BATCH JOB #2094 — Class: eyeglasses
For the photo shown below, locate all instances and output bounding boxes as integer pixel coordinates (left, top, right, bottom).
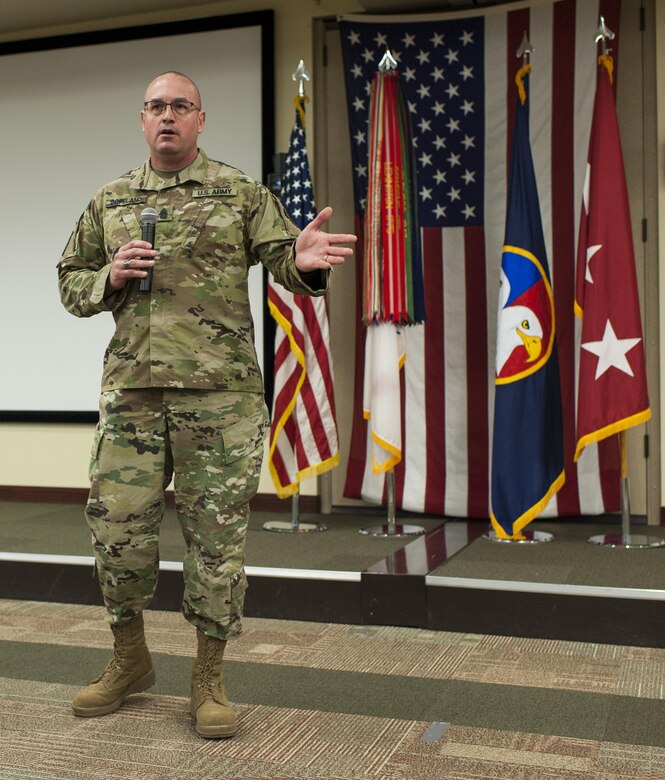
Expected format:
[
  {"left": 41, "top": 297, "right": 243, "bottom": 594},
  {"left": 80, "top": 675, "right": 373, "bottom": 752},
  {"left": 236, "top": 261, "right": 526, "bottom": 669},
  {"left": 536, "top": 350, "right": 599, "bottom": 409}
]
[{"left": 143, "top": 99, "right": 201, "bottom": 116}]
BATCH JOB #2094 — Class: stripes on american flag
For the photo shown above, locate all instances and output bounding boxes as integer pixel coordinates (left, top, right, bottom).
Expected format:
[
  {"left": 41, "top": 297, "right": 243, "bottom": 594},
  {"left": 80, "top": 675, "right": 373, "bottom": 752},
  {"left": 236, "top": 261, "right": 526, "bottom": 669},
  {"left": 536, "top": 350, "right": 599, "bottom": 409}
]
[
  {"left": 341, "top": 0, "right": 622, "bottom": 517},
  {"left": 267, "top": 97, "right": 339, "bottom": 498}
]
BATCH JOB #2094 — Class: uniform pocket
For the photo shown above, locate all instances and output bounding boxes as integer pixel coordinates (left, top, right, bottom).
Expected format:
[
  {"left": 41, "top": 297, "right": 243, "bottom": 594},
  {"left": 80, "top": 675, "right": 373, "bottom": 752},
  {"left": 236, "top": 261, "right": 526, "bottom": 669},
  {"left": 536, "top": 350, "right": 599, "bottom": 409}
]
[
  {"left": 220, "top": 402, "right": 269, "bottom": 465},
  {"left": 207, "top": 570, "right": 248, "bottom": 636},
  {"left": 214, "top": 398, "right": 269, "bottom": 508}
]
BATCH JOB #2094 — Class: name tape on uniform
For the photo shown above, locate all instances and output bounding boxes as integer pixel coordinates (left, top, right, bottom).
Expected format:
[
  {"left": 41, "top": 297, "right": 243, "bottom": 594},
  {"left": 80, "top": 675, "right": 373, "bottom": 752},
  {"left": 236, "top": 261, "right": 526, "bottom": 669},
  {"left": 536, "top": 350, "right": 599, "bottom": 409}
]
[{"left": 106, "top": 196, "right": 148, "bottom": 208}]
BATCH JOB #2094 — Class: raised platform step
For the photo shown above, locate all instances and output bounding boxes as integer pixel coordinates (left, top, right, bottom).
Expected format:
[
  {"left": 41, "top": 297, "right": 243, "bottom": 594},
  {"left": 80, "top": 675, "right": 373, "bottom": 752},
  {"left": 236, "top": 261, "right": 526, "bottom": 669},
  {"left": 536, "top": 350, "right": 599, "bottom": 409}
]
[{"left": 3, "top": 517, "right": 665, "bottom": 648}]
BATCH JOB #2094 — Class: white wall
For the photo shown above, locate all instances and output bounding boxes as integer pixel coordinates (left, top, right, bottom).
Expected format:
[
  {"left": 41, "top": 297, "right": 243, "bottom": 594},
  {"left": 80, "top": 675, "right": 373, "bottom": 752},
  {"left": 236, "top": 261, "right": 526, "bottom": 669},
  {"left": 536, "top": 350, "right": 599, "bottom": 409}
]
[
  {"left": 0, "top": 0, "right": 364, "bottom": 495},
  {"left": 0, "top": 22, "right": 264, "bottom": 414}
]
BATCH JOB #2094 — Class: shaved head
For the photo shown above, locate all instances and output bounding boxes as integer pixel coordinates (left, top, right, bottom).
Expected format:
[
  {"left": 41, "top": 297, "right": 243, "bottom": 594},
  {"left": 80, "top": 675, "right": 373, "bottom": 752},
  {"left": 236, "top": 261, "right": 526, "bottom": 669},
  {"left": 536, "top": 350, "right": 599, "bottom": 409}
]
[{"left": 145, "top": 71, "right": 202, "bottom": 107}]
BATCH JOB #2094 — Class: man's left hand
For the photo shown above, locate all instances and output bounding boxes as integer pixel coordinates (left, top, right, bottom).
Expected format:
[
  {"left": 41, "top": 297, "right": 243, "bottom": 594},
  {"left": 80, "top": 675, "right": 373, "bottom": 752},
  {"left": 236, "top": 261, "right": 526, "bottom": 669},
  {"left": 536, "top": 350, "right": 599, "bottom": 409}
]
[{"left": 294, "top": 207, "right": 357, "bottom": 273}]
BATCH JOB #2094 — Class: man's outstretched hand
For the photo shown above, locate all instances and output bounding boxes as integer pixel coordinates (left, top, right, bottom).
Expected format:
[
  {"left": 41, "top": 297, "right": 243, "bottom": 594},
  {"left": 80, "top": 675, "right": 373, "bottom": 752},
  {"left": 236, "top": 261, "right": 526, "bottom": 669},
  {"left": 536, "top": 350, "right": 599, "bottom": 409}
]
[{"left": 294, "top": 207, "right": 357, "bottom": 273}]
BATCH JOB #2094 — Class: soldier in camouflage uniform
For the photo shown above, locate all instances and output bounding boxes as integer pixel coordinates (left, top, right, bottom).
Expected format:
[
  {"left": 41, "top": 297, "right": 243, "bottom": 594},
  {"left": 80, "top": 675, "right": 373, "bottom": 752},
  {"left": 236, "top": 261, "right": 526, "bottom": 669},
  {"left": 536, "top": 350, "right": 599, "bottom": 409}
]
[{"left": 57, "top": 71, "right": 355, "bottom": 738}]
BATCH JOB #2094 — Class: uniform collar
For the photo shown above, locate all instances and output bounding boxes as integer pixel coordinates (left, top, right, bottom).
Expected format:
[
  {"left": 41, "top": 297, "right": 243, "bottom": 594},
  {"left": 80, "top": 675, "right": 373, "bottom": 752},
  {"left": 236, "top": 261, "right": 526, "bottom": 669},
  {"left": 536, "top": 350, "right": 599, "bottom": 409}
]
[{"left": 130, "top": 149, "right": 209, "bottom": 191}]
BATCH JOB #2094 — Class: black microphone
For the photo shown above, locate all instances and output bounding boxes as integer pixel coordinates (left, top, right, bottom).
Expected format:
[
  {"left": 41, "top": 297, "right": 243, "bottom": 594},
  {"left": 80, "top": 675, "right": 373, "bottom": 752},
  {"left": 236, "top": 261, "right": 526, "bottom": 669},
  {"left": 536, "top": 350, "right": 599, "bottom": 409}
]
[{"left": 139, "top": 207, "right": 159, "bottom": 293}]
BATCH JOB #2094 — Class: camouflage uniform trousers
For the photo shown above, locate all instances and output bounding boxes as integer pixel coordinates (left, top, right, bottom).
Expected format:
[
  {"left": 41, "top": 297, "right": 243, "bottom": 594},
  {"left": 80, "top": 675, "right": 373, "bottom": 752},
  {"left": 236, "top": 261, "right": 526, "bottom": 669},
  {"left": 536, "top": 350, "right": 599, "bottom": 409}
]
[{"left": 85, "top": 387, "right": 269, "bottom": 640}]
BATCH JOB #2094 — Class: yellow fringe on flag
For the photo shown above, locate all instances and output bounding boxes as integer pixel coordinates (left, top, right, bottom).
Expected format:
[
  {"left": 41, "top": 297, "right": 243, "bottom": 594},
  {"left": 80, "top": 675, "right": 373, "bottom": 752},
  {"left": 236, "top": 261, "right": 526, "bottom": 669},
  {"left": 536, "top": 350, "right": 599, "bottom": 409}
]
[
  {"left": 267, "top": 296, "right": 340, "bottom": 498},
  {"left": 574, "top": 408, "right": 650, "bottom": 463},
  {"left": 515, "top": 63, "right": 532, "bottom": 106},
  {"left": 293, "top": 94, "right": 309, "bottom": 128},
  {"left": 490, "top": 469, "right": 565, "bottom": 540},
  {"left": 598, "top": 54, "right": 613, "bottom": 84}
]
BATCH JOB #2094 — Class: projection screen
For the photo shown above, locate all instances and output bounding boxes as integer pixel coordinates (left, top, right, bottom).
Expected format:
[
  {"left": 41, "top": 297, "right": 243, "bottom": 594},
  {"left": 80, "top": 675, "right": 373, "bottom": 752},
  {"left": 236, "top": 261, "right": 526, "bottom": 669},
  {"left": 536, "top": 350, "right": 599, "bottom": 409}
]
[{"left": 0, "top": 12, "right": 273, "bottom": 421}]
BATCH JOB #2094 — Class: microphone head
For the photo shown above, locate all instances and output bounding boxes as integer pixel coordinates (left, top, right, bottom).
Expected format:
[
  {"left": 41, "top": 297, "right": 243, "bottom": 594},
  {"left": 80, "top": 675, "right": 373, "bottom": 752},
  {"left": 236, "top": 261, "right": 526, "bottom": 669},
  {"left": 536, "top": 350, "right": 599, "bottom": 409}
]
[{"left": 140, "top": 207, "right": 159, "bottom": 225}]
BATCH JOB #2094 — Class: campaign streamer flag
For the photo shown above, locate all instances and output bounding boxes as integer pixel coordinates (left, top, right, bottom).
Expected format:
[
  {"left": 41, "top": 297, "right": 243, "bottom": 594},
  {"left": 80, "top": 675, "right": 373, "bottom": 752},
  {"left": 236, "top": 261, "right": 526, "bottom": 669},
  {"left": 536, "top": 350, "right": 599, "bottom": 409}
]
[
  {"left": 491, "top": 65, "right": 564, "bottom": 539},
  {"left": 267, "top": 96, "right": 339, "bottom": 498},
  {"left": 574, "top": 53, "right": 650, "bottom": 460},
  {"left": 361, "top": 63, "right": 425, "bottom": 494},
  {"left": 340, "top": 1, "right": 624, "bottom": 518},
  {"left": 364, "top": 66, "right": 424, "bottom": 325}
]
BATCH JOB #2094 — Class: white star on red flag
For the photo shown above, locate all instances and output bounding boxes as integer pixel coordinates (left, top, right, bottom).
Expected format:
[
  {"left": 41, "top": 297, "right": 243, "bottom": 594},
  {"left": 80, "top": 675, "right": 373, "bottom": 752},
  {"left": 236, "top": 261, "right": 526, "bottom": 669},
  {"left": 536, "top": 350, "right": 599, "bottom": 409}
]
[{"left": 581, "top": 319, "right": 642, "bottom": 379}]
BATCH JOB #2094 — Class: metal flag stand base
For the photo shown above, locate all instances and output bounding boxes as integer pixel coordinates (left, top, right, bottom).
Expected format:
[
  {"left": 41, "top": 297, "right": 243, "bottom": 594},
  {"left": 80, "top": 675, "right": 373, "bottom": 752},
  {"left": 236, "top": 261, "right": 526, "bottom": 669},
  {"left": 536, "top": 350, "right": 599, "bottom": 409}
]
[
  {"left": 359, "top": 470, "right": 425, "bottom": 538},
  {"left": 588, "top": 532, "right": 665, "bottom": 549},
  {"left": 588, "top": 440, "right": 664, "bottom": 549},
  {"left": 263, "top": 490, "right": 327, "bottom": 534},
  {"left": 484, "top": 529, "right": 554, "bottom": 544}
]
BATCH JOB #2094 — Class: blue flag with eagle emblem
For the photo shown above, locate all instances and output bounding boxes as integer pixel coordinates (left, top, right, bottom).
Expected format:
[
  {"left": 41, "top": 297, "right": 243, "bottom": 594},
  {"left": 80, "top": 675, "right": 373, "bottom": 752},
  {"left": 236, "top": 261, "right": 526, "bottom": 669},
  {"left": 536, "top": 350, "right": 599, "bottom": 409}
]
[{"left": 490, "top": 67, "right": 564, "bottom": 539}]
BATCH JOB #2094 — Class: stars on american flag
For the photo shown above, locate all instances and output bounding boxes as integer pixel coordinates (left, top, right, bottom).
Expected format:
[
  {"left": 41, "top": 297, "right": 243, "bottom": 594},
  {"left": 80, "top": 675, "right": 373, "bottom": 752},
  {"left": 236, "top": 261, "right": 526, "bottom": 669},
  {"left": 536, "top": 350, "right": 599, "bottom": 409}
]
[
  {"left": 341, "top": 18, "right": 484, "bottom": 227},
  {"left": 282, "top": 108, "right": 316, "bottom": 228}
]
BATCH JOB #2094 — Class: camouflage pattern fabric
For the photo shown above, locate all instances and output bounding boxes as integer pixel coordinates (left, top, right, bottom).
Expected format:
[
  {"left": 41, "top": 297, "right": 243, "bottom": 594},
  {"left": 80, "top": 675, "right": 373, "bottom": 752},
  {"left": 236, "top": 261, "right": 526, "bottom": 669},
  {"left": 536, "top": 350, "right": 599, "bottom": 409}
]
[
  {"left": 58, "top": 150, "right": 324, "bottom": 636},
  {"left": 57, "top": 150, "right": 328, "bottom": 394},
  {"left": 86, "top": 388, "right": 269, "bottom": 639}
]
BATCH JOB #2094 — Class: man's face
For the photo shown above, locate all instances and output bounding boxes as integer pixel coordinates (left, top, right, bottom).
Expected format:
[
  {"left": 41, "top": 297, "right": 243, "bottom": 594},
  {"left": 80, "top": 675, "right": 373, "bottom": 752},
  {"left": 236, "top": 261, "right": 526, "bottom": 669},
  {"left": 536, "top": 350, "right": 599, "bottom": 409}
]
[{"left": 141, "top": 74, "right": 205, "bottom": 169}]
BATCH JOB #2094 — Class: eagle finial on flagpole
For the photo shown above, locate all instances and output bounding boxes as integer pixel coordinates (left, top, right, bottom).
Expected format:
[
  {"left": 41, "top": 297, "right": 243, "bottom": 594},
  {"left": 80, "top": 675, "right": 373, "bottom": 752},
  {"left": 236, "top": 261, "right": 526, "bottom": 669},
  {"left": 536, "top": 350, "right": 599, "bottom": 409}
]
[
  {"left": 378, "top": 48, "right": 398, "bottom": 73},
  {"left": 291, "top": 59, "right": 311, "bottom": 97},
  {"left": 595, "top": 16, "right": 615, "bottom": 56},
  {"left": 516, "top": 32, "right": 534, "bottom": 66}
]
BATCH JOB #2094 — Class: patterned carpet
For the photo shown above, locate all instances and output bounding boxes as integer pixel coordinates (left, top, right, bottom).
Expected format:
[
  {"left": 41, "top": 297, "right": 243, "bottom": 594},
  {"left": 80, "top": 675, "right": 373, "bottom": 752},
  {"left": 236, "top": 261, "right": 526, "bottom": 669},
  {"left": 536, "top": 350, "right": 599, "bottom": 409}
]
[{"left": 3, "top": 599, "right": 665, "bottom": 779}]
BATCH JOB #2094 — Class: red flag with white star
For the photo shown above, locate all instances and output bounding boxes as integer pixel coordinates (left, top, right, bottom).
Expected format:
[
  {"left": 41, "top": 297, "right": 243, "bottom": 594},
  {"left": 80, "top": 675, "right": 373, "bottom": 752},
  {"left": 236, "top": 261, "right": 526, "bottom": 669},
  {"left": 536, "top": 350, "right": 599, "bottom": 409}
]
[{"left": 574, "top": 54, "right": 650, "bottom": 461}]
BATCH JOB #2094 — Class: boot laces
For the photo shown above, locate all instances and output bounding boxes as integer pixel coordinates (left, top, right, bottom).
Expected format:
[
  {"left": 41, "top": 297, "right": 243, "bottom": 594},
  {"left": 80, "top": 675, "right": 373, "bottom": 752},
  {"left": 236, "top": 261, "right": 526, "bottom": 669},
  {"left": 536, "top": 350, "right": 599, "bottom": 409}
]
[
  {"left": 201, "top": 643, "right": 216, "bottom": 677},
  {"left": 196, "top": 641, "right": 225, "bottom": 703},
  {"left": 94, "top": 646, "right": 127, "bottom": 684}
]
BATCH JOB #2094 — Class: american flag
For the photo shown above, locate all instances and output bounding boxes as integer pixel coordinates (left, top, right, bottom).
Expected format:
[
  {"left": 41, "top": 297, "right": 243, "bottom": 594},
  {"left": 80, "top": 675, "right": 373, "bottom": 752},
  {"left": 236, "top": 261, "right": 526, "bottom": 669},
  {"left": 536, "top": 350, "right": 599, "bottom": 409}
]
[
  {"left": 341, "top": 0, "right": 623, "bottom": 517},
  {"left": 345, "top": 19, "right": 485, "bottom": 228},
  {"left": 267, "top": 97, "right": 340, "bottom": 498}
]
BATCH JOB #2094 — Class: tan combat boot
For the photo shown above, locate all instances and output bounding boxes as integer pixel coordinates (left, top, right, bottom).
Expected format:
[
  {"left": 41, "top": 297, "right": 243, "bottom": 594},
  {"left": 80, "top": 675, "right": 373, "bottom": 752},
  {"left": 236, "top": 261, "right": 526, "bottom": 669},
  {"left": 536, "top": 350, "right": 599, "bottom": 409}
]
[
  {"left": 190, "top": 630, "right": 237, "bottom": 738},
  {"left": 72, "top": 613, "right": 155, "bottom": 717}
]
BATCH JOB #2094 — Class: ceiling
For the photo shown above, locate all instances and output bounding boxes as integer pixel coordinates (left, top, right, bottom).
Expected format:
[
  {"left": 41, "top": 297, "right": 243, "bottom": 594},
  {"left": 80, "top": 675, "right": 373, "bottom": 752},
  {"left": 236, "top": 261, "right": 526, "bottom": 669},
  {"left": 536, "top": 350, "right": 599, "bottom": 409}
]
[
  {"left": 0, "top": 0, "right": 227, "bottom": 37},
  {"left": 359, "top": 0, "right": 507, "bottom": 10},
  {"left": 0, "top": 0, "right": 510, "bottom": 39}
]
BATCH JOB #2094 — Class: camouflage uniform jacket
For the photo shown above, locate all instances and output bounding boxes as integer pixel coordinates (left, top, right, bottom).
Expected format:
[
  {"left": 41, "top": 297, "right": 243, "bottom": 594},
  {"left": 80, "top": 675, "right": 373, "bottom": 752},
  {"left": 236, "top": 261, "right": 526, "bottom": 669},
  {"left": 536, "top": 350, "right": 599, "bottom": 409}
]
[{"left": 57, "top": 149, "right": 328, "bottom": 393}]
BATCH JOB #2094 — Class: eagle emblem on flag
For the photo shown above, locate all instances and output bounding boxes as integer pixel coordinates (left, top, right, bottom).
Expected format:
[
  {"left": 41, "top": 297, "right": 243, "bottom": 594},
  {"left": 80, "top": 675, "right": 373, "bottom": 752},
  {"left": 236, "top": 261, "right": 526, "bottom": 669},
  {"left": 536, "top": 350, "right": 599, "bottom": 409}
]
[{"left": 496, "top": 245, "right": 554, "bottom": 383}]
